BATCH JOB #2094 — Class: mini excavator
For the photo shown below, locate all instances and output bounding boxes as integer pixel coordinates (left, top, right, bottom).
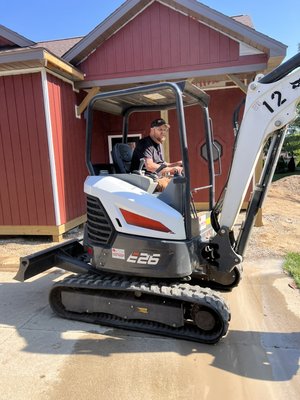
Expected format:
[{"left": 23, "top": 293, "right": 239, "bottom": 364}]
[{"left": 15, "top": 52, "right": 300, "bottom": 344}]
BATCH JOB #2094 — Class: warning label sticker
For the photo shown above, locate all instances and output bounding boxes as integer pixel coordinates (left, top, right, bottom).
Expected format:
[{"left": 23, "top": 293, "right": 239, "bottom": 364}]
[{"left": 112, "top": 248, "right": 125, "bottom": 260}]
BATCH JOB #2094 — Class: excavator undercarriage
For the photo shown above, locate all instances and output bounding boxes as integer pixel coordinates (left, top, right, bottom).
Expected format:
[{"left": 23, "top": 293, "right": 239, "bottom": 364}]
[
  {"left": 49, "top": 272, "right": 230, "bottom": 344},
  {"left": 15, "top": 236, "right": 232, "bottom": 343}
]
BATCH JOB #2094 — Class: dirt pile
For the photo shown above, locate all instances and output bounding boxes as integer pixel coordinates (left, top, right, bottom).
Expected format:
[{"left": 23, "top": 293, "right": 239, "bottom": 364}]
[{"left": 245, "top": 175, "right": 300, "bottom": 260}]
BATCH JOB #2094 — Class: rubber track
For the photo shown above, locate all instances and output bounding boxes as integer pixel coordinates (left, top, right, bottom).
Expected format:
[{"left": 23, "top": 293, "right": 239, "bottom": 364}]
[{"left": 49, "top": 273, "right": 231, "bottom": 344}]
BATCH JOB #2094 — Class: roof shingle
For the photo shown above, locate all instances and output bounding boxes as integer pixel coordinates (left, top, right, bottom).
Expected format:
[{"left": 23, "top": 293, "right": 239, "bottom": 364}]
[{"left": 33, "top": 37, "right": 83, "bottom": 57}]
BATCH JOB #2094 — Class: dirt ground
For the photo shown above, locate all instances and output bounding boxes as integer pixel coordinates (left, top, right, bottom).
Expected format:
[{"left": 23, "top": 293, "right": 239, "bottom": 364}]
[
  {"left": 0, "top": 175, "right": 299, "bottom": 265},
  {"left": 244, "top": 175, "right": 300, "bottom": 260}
]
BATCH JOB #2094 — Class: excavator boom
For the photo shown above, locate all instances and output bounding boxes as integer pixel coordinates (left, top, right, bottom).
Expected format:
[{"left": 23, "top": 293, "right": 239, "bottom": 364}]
[{"left": 220, "top": 53, "right": 300, "bottom": 230}]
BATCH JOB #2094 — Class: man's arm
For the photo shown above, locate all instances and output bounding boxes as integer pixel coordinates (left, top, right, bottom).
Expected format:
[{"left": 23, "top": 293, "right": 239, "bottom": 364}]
[
  {"left": 144, "top": 158, "right": 183, "bottom": 175},
  {"left": 168, "top": 161, "right": 183, "bottom": 168}
]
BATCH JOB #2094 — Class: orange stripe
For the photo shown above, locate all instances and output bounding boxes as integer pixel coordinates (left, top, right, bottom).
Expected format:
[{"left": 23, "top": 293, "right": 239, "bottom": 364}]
[{"left": 120, "top": 209, "right": 173, "bottom": 233}]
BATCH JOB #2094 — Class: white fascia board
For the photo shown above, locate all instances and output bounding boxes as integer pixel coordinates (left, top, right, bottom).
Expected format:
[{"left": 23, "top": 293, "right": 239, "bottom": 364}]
[
  {"left": 0, "top": 68, "right": 43, "bottom": 76},
  {"left": 240, "top": 43, "right": 263, "bottom": 56},
  {"left": 76, "top": 62, "right": 267, "bottom": 89},
  {"left": 41, "top": 69, "right": 61, "bottom": 226}
]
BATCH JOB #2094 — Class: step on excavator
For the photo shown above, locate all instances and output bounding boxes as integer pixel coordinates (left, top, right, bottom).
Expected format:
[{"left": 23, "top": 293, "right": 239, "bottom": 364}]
[{"left": 15, "top": 53, "right": 300, "bottom": 344}]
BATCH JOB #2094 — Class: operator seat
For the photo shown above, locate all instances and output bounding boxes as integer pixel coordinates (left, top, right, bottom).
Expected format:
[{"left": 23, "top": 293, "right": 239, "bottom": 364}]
[
  {"left": 111, "top": 143, "right": 133, "bottom": 173},
  {"left": 111, "top": 142, "right": 157, "bottom": 194}
]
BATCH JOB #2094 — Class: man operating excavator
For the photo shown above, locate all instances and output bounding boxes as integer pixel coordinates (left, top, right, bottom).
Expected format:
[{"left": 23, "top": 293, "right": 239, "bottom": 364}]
[{"left": 130, "top": 118, "right": 183, "bottom": 191}]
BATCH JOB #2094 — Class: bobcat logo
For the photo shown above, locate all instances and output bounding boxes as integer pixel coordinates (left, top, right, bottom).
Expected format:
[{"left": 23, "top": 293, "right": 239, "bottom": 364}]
[{"left": 290, "top": 78, "right": 300, "bottom": 89}]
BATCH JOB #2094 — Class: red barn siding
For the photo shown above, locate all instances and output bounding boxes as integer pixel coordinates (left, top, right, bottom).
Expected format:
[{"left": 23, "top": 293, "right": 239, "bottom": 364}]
[
  {"left": 0, "top": 73, "right": 56, "bottom": 226},
  {"left": 90, "top": 89, "right": 245, "bottom": 204},
  {"left": 90, "top": 111, "right": 114, "bottom": 164},
  {"left": 91, "top": 110, "right": 159, "bottom": 165},
  {"left": 90, "top": 89, "right": 245, "bottom": 202},
  {"left": 81, "top": 2, "right": 241, "bottom": 81},
  {"left": 166, "top": 88, "right": 245, "bottom": 202},
  {"left": 47, "top": 73, "right": 87, "bottom": 224}
]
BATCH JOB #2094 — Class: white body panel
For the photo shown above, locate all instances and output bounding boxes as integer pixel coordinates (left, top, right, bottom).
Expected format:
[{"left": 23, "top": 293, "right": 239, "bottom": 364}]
[
  {"left": 220, "top": 70, "right": 300, "bottom": 229},
  {"left": 84, "top": 176, "right": 186, "bottom": 240}
]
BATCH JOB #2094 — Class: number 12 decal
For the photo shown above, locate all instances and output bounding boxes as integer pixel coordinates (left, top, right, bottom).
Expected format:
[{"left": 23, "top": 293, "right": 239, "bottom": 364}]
[{"left": 262, "top": 90, "right": 287, "bottom": 113}]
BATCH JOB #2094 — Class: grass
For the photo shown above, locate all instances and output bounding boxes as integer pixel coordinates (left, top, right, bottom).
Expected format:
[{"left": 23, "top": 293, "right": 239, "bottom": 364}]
[{"left": 283, "top": 253, "right": 300, "bottom": 288}]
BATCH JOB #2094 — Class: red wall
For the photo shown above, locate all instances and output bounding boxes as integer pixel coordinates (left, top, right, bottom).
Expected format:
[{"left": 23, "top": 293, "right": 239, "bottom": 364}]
[
  {"left": 188, "top": 88, "right": 245, "bottom": 202},
  {"left": 80, "top": 1, "right": 263, "bottom": 82},
  {"left": 167, "top": 88, "right": 245, "bottom": 202},
  {"left": 91, "top": 110, "right": 160, "bottom": 165},
  {"left": 47, "top": 74, "right": 87, "bottom": 224},
  {"left": 0, "top": 73, "right": 56, "bottom": 226},
  {"left": 0, "top": 74, "right": 247, "bottom": 230}
]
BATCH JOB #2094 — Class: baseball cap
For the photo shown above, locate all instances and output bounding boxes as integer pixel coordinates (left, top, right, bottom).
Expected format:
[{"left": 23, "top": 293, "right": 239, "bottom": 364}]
[{"left": 151, "top": 118, "right": 170, "bottom": 128}]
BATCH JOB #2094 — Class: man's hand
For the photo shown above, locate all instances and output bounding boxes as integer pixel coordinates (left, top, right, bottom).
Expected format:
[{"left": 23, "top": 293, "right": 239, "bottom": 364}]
[
  {"left": 167, "top": 161, "right": 183, "bottom": 175},
  {"left": 171, "top": 166, "right": 183, "bottom": 175},
  {"left": 145, "top": 158, "right": 183, "bottom": 176}
]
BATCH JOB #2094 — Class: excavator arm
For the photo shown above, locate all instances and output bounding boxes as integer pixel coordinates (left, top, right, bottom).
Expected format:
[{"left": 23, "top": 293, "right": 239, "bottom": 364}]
[
  {"left": 220, "top": 54, "right": 300, "bottom": 231},
  {"left": 207, "top": 53, "right": 300, "bottom": 272}
]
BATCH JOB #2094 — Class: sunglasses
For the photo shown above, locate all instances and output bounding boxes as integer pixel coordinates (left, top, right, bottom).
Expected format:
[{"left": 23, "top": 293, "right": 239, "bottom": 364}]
[{"left": 155, "top": 127, "right": 169, "bottom": 132}]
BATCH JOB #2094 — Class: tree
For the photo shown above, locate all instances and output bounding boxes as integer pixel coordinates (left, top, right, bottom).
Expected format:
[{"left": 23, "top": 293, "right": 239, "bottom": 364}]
[
  {"left": 288, "top": 155, "right": 296, "bottom": 172},
  {"left": 282, "top": 131, "right": 300, "bottom": 158},
  {"left": 276, "top": 155, "right": 287, "bottom": 173},
  {"left": 272, "top": 50, "right": 300, "bottom": 170},
  {"left": 282, "top": 105, "right": 300, "bottom": 164}
]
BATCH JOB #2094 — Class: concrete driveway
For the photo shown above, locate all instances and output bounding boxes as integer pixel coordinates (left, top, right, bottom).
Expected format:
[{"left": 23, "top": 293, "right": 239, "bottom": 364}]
[{"left": 0, "top": 259, "right": 299, "bottom": 400}]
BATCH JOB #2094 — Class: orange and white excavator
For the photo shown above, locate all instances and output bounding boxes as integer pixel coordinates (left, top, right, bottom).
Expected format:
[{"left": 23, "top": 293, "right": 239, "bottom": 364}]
[{"left": 15, "top": 52, "right": 300, "bottom": 344}]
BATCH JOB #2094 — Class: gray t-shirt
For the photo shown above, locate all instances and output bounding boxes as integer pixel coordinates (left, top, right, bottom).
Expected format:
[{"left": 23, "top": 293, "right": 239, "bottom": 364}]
[{"left": 130, "top": 136, "right": 164, "bottom": 172}]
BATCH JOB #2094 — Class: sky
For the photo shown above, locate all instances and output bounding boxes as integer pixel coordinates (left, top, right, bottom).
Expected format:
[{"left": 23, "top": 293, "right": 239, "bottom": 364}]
[{"left": 1, "top": 0, "right": 299, "bottom": 61}]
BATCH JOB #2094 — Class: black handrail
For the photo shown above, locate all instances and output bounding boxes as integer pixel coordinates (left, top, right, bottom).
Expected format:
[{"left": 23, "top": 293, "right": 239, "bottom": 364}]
[
  {"left": 86, "top": 82, "right": 193, "bottom": 239},
  {"left": 259, "top": 52, "right": 300, "bottom": 84}
]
